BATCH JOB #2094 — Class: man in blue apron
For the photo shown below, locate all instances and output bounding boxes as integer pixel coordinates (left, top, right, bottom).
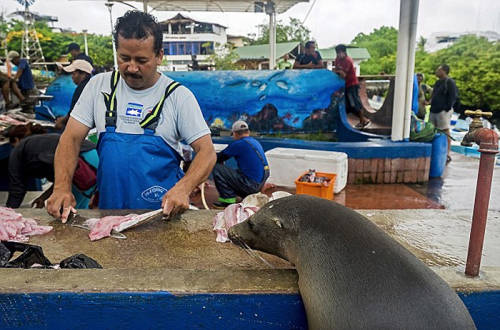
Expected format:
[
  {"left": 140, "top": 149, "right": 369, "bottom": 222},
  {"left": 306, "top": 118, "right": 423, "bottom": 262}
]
[
  {"left": 46, "top": 11, "right": 215, "bottom": 222},
  {"left": 212, "top": 120, "right": 270, "bottom": 209}
]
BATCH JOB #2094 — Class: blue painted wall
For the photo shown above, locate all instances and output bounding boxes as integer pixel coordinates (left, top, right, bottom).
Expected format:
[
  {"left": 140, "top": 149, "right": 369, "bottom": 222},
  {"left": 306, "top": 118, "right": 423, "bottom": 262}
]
[
  {"left": 0, "top": 291, "right": 497, "bottom": 329},
  {"left": 459, "top": 291, "right": 500, "bottom": 330},
  {"left": 213, "top": 136, "right": 432, "bottom": 159},
  {"left": 0, "top": 293, "right": 307, "bottom": 329},
  {"left": 165, "top": 70, "right": 343, "bottom": 133},
  {"left": 38, "top": 70, "right": 345, "bottom": 134}
]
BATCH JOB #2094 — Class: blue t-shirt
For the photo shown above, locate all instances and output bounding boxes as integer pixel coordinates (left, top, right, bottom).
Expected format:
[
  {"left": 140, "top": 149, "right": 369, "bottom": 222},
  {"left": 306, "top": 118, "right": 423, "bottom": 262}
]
[
  {"left": 220, "top": 137, "right": 268, "bottom": 182},
  {"left": 17, "top": 59, "right": 34, "bottom": 91}
]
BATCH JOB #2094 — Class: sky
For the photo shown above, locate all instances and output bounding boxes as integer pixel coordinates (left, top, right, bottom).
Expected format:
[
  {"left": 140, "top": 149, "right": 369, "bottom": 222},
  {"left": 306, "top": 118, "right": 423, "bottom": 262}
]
[{"left": 1, "top": 0, "right": 499, "bottom": 48}]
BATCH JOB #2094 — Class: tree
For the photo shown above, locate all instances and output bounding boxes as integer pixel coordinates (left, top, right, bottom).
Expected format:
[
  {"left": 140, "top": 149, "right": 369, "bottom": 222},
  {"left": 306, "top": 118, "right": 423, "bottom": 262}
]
[
  {"left": 351, "top": 26, "right": 499, "bottom": 122},
  {"left": 416, "top": 35, "right": 500, "bottom": 115},
  {"left": 417, "top": 36, "right": 427, "bottom": 52},
  {"left": 250, "top": 17, "right": 311, "bottom": 45},
  {"left": 5, "top": 19, "right": 114, "bottom": 67},
  {"left": 207, "top": 43, "right": 242, "bottom": 70},
  {"left": 350, "top": 26, "right": 398, "bottom": 75}
]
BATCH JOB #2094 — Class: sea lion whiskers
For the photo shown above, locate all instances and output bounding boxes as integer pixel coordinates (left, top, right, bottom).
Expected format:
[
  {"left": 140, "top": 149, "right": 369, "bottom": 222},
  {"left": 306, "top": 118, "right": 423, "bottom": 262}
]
[{"left": 230, "top": 232, "right": 275, "bottom": 268}]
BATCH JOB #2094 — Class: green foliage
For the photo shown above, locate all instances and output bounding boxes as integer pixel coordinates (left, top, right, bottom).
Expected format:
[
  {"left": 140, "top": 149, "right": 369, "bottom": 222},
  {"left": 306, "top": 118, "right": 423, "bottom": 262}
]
[
  {"left": 351, "top": 26, "right": 499, "bottom": 116},
  {"left": 351, "top": 26, "right": 398, "bottom": 75},
  {"left": 250, "top": 17, "right": 311, "bottom": 45},
  {"left": 416, "top": 35, "right": 500, "bottom": 113},
  {"left": 207, "top": 43, "right": 243, "bottom": 70},
  {"left": 5, "top": 20, "right": 114, "bottom": 67}
]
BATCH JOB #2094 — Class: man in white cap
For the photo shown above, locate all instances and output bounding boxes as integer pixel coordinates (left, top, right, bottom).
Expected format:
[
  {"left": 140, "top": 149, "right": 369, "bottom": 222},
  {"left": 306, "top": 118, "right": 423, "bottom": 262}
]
[
  {"left": 55, "top": 59, "right": 94, "bottom": 130},
  {"left": 212, "top": 120, "right": 270, "bottom": 208}
]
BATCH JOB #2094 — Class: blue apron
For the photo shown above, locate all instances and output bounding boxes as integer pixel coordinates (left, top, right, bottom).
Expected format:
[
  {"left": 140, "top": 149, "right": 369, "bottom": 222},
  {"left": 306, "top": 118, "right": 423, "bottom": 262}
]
[{"left": 97, "top": 71, "right": 184, "bottom": 209}]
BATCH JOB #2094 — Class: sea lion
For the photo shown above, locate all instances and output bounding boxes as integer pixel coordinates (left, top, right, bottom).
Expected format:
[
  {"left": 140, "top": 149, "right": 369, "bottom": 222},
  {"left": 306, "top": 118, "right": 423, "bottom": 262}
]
[{"left": 228, "top": 195, "right": 476, "bottom": 329}]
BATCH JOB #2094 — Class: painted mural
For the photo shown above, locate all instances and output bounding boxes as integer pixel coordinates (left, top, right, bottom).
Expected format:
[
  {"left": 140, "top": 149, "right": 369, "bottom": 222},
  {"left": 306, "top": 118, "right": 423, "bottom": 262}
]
[{"left": 37, "top": 69, "right": 345, "bottom": 134}]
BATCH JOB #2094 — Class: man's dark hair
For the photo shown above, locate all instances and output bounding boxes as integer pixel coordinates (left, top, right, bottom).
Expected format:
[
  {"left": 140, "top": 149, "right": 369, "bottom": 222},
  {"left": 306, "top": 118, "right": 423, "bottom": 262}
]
[
  {"left": 305, "top": 41, "right": 316, "bottom": 49},
  {"left": 114, "top": 10, "right": 163, "bottom": 55},
  {"left": 440, "top": 64, "right": 450, "bottom": 74},
  {"left": 335, "top": 44, "right": 347, "bottom": 54},
  {"left": 67, "top": 43, "right": 80, "bottom": 52}
]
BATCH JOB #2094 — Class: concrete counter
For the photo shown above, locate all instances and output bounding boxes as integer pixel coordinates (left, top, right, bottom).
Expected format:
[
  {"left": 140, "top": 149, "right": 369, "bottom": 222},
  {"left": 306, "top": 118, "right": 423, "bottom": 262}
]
[
  {"left": 1, "top": 208, "right": 499, "bottom": 329},
  {"left": 0, "top": 208, "right": 499, "bottom": 293}
]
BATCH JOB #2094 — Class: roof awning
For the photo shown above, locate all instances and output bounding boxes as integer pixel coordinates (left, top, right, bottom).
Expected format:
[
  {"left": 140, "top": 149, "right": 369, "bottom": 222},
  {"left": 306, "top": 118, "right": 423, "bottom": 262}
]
[
  {"left": 78, "top": 0, "right": 307, "bottom": 13},
  {"left": 235, "top": 41, "right": 299, "bottom": 60},
  {"left": 138, "top": 1, "right": 306, "bottom": 14},
  {"left": 318, "top": 47, "right": 371, "bottom": 60}
]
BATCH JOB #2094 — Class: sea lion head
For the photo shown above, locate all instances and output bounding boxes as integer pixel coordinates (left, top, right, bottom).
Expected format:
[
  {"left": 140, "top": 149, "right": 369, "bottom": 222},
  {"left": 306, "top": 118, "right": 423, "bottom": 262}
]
[{"left": 228, "top": 195, "right": 303, "bottom": 261}]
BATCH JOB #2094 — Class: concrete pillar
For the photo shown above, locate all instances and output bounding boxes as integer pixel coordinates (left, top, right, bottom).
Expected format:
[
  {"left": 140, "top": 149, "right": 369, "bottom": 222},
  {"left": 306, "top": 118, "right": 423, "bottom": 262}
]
[
  {"left": 266, "top": 1, "right": 276, "bottom": 70},
  {"left": 392, "top": 0, "right": 420, "bottom": 141}
]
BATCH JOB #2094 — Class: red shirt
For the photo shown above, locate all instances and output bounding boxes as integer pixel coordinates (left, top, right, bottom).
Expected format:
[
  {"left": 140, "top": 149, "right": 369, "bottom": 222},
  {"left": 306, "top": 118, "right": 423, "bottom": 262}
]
[{"left": 334, "top": 56, "right": 358, "bottom": 88}]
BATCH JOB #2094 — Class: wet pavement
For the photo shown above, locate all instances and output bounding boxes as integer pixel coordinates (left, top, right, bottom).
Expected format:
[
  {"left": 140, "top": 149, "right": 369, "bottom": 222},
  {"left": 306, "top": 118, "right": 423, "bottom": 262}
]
[
  {"left": 411, "top": 152, "right": 500, "bottom": 211},
  {"left": 193, "top": 151, "right": 493, "bottom": 211}
]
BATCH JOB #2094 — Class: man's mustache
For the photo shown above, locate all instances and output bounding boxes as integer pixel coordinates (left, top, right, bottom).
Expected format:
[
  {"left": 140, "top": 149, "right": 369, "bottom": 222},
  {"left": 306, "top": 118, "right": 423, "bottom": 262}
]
[{"left": 125, "top": 72, "right": 142, "bottom": 79}]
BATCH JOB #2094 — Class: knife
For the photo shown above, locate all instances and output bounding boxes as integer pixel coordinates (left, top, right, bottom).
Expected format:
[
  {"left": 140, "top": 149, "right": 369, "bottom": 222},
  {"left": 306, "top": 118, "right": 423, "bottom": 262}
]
[{"left": 66, "top": 212, "right": 127, "bottom": 239}]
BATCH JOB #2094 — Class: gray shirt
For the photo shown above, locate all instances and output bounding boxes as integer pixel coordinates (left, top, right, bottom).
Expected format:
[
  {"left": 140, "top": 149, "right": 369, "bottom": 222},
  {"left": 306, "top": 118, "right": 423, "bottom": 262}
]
[{"left": 71, "top": 72, "right": 210, "bottom": 155}]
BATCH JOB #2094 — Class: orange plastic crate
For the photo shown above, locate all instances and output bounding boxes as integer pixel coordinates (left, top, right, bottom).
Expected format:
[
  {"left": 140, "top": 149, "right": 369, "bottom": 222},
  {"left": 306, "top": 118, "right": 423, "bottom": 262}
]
[{"left": 295, "top": 171, "right": 336, "bottom": 200}]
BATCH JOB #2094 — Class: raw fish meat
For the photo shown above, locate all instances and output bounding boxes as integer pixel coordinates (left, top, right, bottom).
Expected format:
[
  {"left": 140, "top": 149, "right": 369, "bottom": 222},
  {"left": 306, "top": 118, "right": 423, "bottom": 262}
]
[{"left": 0, "top": 207, "right": 52, "bottom": 242}]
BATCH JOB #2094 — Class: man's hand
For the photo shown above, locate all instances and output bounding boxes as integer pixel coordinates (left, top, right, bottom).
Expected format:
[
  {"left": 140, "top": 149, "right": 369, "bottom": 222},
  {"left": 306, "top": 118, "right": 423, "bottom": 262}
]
[
  {"left": 46, "top": 189, "right": 77, "bottom": 223},
  {"left": 161, "top": 184, "right": 190, "bottom": 218},
  {"left": 335, "top": 69, "right": 346, "bottom": 78}
]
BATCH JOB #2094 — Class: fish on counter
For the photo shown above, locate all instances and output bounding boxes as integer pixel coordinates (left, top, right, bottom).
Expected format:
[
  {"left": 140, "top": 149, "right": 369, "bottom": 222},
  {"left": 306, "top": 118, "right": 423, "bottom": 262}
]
[
  {"left": 0, "top": 207, "right": 52, "bottom": 242},
  {"left": 71, "top": 209, "right": 164, "bottom": 241}
]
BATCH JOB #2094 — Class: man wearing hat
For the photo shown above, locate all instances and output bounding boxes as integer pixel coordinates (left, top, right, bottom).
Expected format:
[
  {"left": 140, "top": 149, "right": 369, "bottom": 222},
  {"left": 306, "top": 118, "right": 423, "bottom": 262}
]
[
  {"left": 212, "top": 120, "right": 270, "bottom": 208},
  {"left": 6, "top": 50, "right": 36, "bottom": 110},
  {"left": 55, "top": 59, "right": 94, "bottom": 130},
  {"left": 67, "top": 43, "right": 93, "bottom": 65}
]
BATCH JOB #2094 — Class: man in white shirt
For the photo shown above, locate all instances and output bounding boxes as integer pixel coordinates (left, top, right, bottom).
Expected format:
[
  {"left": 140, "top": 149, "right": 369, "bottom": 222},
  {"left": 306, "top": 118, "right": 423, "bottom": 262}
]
[{"left": 47, "top": 11, "right": 216, "bottom": 221}]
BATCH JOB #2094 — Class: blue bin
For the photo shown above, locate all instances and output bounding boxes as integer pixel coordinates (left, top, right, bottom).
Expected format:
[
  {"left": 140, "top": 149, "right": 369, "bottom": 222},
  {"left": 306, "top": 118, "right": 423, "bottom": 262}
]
[{"left": 430, "top": 133, "right": 447, "bottom": 177}]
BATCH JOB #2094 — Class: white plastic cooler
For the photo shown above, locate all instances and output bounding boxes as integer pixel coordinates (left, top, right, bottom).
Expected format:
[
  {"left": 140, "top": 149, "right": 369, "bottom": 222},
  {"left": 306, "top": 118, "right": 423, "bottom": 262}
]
[{"left": 265, "top": 148, "right": 348, "bottom": 193}]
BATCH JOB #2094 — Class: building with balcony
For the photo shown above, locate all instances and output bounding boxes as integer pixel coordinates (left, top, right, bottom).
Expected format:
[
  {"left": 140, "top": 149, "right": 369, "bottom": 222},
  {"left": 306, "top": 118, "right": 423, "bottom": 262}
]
[{"left": 160, "top": 13, "right": 227, "bottom": 71}]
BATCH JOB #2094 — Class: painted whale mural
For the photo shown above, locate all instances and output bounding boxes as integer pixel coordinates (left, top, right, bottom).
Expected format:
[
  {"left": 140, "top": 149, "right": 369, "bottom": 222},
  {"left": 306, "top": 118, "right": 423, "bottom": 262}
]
[{"left": 37, "top": 69, "right": 345, "bottom": 134}]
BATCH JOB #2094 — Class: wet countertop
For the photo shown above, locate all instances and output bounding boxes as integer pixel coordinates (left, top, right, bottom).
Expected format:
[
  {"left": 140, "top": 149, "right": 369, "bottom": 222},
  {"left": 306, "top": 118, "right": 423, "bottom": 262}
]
[{"left": 0, "top": 208, "right": 499, "bottom": 293}]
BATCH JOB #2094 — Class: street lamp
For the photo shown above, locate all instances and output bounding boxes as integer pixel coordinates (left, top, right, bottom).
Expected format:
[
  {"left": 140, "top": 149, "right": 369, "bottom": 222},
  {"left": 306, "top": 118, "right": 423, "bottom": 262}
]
[
  {"left": 105, "top": 1, "right": 118, "bottom": 70},
  {"left": 82, "top": 29, "right": 88, "bottom": 55}
]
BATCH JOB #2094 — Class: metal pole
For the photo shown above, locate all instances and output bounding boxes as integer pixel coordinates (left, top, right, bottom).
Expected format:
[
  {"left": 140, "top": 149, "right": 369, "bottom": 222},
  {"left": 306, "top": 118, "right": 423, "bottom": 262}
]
[
  {"left": 143, "top": 0, "right": 148, "bottom": 13},
  {"left": 403, "top": 0, "right": 419, "bottom": 140},
  {"left": 391, "top": 0, "right": 410, "bottom": 141},
  {"left": 266, "top": 1, "right": 276, "bottom": 70},
  {"left": 105, "top": 2, "right": 118, "bottom": 70},
  {"left": 83, "top": 29, "right": 89, "bottom": 55},
  {"left": 269, "top": 12, "right": 276, "bottom": 69},
  {"left": 465, "top": 128, "right": 499, "bottom": 277},
  {"left": 23, "top": 3, "right": 30, "bottom": 61}
]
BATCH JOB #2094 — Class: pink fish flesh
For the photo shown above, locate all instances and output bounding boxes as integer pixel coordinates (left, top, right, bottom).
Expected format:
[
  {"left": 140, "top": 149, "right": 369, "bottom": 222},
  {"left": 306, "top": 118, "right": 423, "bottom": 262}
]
[{"left": 0, "top": 207, "right": 52, "bottom": 242}]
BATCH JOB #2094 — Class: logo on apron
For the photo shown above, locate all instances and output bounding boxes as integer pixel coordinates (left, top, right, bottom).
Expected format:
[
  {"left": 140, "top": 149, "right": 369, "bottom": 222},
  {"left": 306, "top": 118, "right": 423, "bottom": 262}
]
[
  {"left": 125, "top": 103, "right": 143, "bottom": 117},
  {"left": 141, "top": 185, "right": 168, "bottom": 202}
]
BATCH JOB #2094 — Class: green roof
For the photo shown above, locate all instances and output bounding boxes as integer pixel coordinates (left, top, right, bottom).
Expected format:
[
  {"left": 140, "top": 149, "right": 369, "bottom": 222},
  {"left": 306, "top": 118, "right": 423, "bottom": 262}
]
[
  {"left": 318, "top": 47, "right": 371, "bottom": 60},
  {"left": 235, "top": 42, "right": 300, "bottom": 60}
]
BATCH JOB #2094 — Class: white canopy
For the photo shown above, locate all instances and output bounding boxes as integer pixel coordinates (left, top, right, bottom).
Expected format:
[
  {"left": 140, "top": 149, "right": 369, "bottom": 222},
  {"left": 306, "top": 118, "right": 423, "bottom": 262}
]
[
  {"left": 146, "top": 0, "right": 306, "bottom": 14},
  {"left": 88, "top": 0, "right": 307, "bottom": 14}
]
